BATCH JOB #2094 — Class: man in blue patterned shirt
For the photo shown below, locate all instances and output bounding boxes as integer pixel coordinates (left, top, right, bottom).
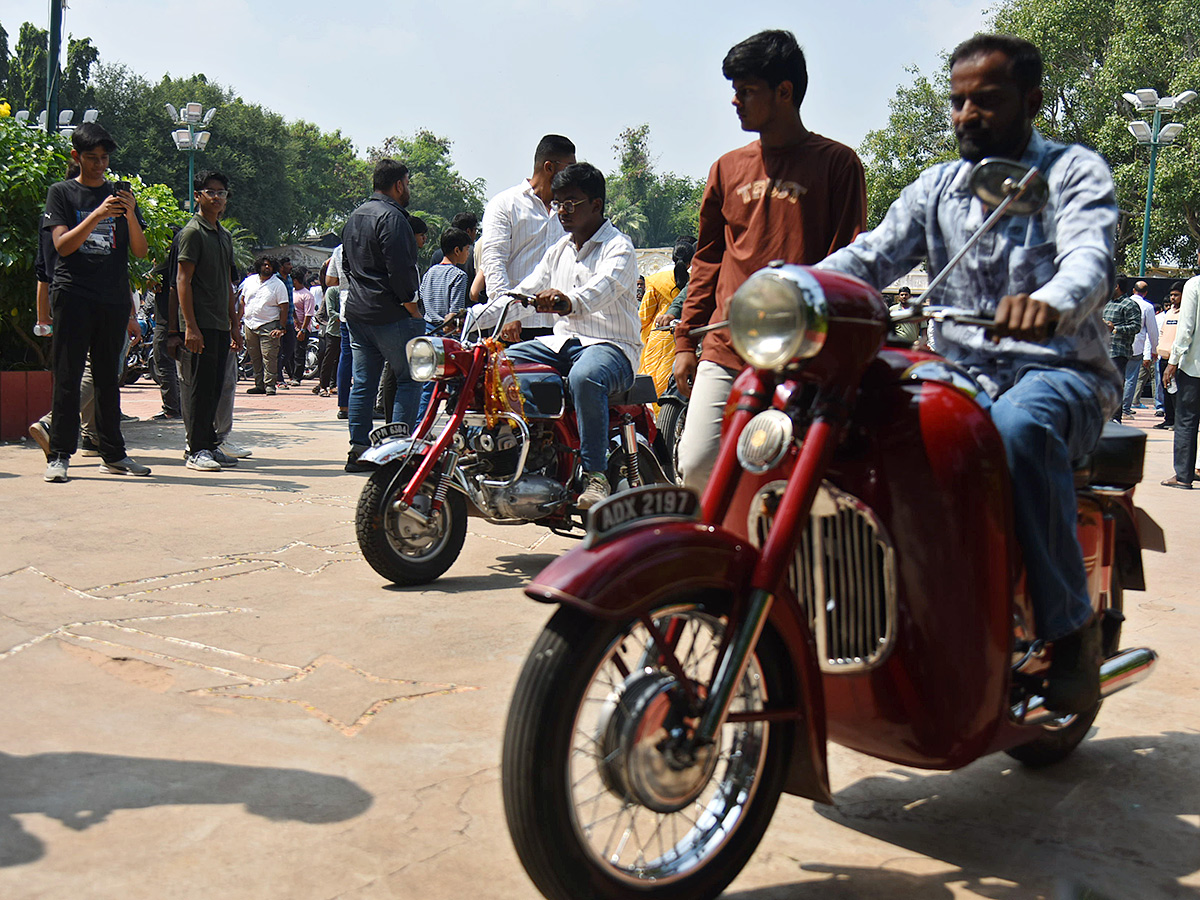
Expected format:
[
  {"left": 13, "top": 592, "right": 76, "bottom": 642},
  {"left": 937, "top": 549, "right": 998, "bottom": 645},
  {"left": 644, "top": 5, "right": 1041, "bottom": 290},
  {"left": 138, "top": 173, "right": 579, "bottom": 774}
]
[{"left": 818, "top": 34, "right": 1121, "bottom": 714}]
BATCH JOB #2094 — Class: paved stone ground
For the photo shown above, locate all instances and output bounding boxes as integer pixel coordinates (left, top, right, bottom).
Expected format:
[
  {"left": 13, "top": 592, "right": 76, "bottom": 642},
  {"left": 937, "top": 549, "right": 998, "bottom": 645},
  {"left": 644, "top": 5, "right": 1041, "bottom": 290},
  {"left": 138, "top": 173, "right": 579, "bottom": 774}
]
[{"left": 1, "top": 379, "right": 1197, "bottom": 899}]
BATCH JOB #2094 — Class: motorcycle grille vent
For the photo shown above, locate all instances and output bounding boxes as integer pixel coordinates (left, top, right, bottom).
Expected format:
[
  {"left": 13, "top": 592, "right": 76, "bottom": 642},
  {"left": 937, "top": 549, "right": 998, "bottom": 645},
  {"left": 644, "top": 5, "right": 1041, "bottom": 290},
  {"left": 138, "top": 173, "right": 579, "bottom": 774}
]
[{"left": 750, "top": 481, "right": 896, "bottom": 672}]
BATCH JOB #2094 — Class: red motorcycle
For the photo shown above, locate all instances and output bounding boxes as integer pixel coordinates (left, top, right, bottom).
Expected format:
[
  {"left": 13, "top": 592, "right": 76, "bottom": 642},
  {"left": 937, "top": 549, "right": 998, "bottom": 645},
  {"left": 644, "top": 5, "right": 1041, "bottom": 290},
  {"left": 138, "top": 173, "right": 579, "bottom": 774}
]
[
  {"left": 500, "top": 161, "right": 1164, "bottom": 900},
  {"left": 355, "top": 297, "right": 669, "bottom": 586}
]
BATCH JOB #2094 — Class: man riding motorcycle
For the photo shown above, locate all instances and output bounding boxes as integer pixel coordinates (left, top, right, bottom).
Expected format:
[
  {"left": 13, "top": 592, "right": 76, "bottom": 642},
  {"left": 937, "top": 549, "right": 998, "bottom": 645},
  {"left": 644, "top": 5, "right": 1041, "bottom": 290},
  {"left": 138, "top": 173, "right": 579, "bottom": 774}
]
[{"left": 816, "top": 33, "right": 1122, "bottom": 714}]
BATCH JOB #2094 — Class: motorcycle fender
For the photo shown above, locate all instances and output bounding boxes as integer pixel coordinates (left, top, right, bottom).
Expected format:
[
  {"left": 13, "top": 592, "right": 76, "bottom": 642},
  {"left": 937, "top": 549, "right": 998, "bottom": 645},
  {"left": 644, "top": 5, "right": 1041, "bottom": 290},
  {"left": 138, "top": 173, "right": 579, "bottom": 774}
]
[
  {"left": 357, "top": 436, "right": 433, "bottom": 468},
  {"left": 1109, "top": 499, "right": 1154, "bottom": 591},
  {"left": 526, "top": 522, "right": 833, "bottom": 805}
]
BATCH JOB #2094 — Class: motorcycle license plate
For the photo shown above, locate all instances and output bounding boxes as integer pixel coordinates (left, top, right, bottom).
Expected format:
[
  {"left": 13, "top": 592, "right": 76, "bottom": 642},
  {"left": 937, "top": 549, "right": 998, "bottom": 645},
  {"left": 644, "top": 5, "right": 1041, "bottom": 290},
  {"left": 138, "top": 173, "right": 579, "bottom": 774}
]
[
  {"left": 369, "top": 422, "right": 410, "bottom": 445},
  {"left": 584, "top": 485, "right": 700, "bottom": 548}
]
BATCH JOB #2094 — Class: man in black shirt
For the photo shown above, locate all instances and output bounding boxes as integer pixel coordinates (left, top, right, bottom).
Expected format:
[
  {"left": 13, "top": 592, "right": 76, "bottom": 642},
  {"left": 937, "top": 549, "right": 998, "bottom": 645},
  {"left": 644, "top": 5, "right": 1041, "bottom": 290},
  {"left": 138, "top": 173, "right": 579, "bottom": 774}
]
[
  {"left": 41, "top": 122, "right": 151, "bottom": 482},
  {"left": 341, "top": 158, "right": 423, "bottom": 470}
]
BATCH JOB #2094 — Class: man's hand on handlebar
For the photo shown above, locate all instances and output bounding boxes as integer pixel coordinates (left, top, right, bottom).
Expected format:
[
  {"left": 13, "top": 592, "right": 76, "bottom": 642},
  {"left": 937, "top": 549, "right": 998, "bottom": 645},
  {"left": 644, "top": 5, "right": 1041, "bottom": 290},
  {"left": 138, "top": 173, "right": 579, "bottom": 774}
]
[
  {"left": 499, "top": 320, "right": 523, "bottom": 343},
  {"left": 990, "top": 293, "right": 1059, "bottom": 343},
  {"left": 530, "top": 289, "right": 572, "bottom": 315},
  {"left": 673, "top": 350, "right": 698, "bottom": 399}
]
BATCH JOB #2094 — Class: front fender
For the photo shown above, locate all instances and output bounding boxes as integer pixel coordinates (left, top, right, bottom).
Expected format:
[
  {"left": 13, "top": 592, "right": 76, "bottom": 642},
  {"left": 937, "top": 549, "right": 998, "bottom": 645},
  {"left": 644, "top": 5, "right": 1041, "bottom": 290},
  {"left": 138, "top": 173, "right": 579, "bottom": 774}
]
[
  {"left": 527, "top": 522, "right": 832, "bottom": 804},
  {"left": 357, "top": 436, "right": 434, "bottom": 467}
]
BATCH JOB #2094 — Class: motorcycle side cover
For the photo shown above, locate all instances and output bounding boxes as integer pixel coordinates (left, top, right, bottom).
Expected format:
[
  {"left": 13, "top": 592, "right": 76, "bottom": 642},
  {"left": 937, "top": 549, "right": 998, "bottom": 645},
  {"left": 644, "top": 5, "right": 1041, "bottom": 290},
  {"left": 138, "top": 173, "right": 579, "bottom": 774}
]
[{"left": 526, "top": 521, "right": 834, "bottom": 804}]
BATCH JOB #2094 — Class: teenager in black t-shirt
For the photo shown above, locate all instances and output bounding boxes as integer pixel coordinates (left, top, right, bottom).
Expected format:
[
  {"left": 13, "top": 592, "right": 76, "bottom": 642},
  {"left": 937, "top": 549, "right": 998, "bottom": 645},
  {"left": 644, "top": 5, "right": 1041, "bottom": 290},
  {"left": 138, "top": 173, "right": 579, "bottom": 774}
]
[{"left": 41, "top": 122, "right": 151, "bottom": 482}]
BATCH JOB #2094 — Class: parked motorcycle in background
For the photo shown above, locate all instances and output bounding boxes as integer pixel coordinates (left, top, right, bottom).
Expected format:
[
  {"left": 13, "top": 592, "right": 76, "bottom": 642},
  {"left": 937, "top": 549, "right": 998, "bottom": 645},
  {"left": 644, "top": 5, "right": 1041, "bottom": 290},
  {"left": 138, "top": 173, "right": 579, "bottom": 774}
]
[
  {"left": 354, "top": 296, "right": 672, "bottom": 586},
  {"left": 500, "top": 160, "right": 1164, "bottom": 900}
]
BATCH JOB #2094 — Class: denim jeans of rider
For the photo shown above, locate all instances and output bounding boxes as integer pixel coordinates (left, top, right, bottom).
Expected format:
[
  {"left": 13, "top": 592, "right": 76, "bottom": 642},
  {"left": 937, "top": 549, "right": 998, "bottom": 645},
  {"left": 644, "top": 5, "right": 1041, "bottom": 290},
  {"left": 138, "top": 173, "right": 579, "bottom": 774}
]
[
  {"left": 347, "top": 316, "right": 425, "bottom": 447},
  {"left": 504, "top": 338, "right": 634, "bottom": 474},
  {"left": 177, "top": 328, "right": 230, "bottom": 455},
  {"left": 1172, "top": 369, "right": 1200, "bottom": 485},
  {"left": 987, "top": 367, "right": 1104, "bottom": 642}
]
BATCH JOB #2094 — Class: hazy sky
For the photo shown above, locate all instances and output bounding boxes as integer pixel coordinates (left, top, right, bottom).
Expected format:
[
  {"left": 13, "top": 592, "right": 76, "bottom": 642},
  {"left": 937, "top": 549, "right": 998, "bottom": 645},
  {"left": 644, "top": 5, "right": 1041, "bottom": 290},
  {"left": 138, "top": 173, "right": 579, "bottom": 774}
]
[{"left": 5, "top": 0, "right": 992, "bottom": 198}]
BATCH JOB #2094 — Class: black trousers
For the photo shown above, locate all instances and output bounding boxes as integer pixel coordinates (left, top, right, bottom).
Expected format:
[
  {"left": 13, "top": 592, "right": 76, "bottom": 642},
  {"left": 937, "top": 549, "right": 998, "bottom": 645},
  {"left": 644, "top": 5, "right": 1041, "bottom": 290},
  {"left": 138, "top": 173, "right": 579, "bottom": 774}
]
[
  {"left": 293, "top": 330, "right": 310, "bottom": 381},
  {"left": 1174, "top": 369, "right": 1199, "bottom": 485},
  {"left": 318, "top": 333, "right": 340, "bottom": 390},
  {"left": 178, "top": 329, "right": 230, "bottom": 454},
  {"left": 278, "top": 326, "right": 297, "bottom": 381},
  {"left": 48, "top": 293, "right": 128, "bottom": 463},
  {"left": 152, "top": 320, "right": 181, "bottom": 415},
  {"left": 1158, "top": 358, "right": 1175, "bottom": 425}
]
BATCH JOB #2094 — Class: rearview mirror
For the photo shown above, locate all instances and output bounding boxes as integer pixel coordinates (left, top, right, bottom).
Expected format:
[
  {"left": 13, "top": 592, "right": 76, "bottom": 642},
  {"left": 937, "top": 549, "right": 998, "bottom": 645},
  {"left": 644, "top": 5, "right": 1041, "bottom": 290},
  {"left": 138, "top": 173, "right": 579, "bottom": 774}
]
[{"left": 969, "top": 158, "right": 1049, "bottom": 217}]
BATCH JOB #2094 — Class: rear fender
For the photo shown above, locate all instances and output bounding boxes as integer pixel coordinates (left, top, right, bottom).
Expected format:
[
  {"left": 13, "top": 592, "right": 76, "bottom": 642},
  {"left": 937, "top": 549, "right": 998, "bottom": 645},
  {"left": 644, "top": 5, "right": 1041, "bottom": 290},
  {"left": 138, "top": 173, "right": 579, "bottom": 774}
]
[{"left": 526, "top": 522, "right": 832, "bottom": 804}]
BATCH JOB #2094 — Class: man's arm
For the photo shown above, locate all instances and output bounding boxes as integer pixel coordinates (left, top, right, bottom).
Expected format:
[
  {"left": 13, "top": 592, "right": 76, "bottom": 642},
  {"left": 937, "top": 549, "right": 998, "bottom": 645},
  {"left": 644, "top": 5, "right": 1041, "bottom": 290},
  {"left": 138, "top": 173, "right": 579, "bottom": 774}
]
[
  {"left": 177, "top": 260, "right": 203, "bottom": 353},
  {"left": 1168, "top": 279, "right": 1199, "bottom": 371},
  {"left": 126, "top": 199, "right": 148, "bottom": 259},
  {"left": 558, "top": 237, "right": 638, "bottom": 316},
  {"left": 36, "top": 280, "right": 51, "bottom": 328},
  {"left": 379, "top": 214, "right": 420, "bottom": 316},
  {"left": 1113, "top": 301, "right": 1141, "bottom": 339},
  {"left": 51, "top": 190, "right": 129, "bottom": 257},
  {"left": 479, "top": 199, "right": 514, "bottom": 299},
  {"left": 674, "top": 162, "right": 724, "bottom": 357}
]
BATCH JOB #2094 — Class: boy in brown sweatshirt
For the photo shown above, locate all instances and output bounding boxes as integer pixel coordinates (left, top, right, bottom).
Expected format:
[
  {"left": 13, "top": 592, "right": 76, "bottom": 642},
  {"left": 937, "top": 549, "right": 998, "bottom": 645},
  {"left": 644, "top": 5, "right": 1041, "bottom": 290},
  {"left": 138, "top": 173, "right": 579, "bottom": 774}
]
[{"left": 673, "top": 29, "right": 866, "bottom": 490}]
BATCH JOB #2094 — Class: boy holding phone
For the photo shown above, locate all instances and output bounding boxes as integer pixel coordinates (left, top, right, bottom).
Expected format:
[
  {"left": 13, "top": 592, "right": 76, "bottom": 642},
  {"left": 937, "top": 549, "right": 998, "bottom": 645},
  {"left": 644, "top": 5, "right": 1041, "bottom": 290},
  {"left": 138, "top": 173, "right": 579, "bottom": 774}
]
[{"left": 41, "top": 122, "right": 151, "bottom": 483}]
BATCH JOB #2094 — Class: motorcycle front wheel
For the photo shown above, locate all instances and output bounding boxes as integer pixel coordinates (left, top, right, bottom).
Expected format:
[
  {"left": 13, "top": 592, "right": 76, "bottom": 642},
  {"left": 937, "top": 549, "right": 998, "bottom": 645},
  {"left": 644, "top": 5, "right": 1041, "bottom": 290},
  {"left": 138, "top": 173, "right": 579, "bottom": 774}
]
[
  {"left": 503, "top": 597, "right": 792, "bottom": 900},
  {"left": 356, "top": 460, "right": 467, "bottom": 585}
]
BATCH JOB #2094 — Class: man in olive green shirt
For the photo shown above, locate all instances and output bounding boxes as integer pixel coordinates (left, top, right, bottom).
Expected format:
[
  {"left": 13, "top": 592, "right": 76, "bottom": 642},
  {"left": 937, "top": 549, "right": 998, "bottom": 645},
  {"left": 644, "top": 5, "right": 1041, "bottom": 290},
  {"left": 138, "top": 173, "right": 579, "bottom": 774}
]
[{"left": 176, "top": 171, "right": 240, "bottom": 471}]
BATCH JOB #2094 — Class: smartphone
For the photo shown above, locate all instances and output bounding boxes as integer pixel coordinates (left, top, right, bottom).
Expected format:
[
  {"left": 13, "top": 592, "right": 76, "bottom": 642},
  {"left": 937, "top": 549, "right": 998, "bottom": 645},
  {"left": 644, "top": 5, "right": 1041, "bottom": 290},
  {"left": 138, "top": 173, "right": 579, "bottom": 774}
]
[{"left": 114, "top": 180, "right": 133, "bottom": 195}]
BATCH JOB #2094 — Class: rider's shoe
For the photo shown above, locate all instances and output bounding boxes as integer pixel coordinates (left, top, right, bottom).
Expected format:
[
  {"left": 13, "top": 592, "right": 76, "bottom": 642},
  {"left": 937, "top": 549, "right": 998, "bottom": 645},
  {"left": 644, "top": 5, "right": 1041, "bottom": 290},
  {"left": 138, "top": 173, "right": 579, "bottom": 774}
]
[
  {"left": 576, "top": 472, "right": 611, "bottom": 510},
  {"left": 345, "top": 445, "right": 373, "bottom": 473},
  {"left": 1042, "top": 614, "right": 1102, "bottom": 715}
]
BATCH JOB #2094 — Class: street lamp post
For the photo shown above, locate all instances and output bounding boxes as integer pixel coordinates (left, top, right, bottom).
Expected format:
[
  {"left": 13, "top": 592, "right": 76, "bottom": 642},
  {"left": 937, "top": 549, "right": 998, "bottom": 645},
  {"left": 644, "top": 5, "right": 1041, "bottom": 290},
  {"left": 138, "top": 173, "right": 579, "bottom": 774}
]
[
  {"left": 165, "top": 102, "right": 216, "bottom": 214},
  {"left": 1123, "top": 88, "right": 1196, "bottom": 276}
]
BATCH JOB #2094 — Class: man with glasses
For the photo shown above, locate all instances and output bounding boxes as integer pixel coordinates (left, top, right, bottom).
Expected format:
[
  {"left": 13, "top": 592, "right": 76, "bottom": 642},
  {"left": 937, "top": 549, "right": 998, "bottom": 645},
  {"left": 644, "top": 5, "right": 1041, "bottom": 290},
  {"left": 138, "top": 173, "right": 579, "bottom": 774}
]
[
  {"left": 492, "top": 162, "right": 640, "bottom": 510},
  {"left": 175, "top": 172, "right": 240, "bottom": 471},
  {"left": 478, "top": 134, "right": 576, "bottom": 339}
]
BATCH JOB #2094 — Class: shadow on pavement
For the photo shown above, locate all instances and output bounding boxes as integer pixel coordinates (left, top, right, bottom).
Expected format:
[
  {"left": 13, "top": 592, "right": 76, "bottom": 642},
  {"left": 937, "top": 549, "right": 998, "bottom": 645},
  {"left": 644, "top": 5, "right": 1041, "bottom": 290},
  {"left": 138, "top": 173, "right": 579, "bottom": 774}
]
[
  {"left": 727, "top": 732, "right": 1200, "bottom": 900},
  {"left": 0, "top": 751, "right": 373, "bottom": 867}
]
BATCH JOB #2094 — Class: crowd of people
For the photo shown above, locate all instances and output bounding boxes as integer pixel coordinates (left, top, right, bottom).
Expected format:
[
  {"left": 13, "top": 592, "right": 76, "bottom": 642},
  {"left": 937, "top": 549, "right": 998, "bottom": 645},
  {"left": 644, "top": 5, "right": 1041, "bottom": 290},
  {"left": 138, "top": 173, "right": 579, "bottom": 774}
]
[{"left": 24, "top": 27, "right": 1200, "bottom": 705}]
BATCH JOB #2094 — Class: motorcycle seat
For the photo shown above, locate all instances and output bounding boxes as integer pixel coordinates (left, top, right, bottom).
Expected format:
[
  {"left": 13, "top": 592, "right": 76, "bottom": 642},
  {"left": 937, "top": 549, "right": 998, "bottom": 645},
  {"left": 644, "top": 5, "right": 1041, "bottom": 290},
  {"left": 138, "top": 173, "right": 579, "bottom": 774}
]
[
  {"left": 1074, "top": 421, "right": 1145, "bottom": 488},
  {"left": 608, "top": 374, "right": 659, "bottom": 407}
]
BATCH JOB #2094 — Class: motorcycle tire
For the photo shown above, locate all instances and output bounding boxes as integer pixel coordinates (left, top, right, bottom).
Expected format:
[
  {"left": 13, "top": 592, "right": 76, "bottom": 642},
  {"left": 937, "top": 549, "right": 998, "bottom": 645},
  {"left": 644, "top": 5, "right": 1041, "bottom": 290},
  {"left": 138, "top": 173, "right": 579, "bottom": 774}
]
[
  {"left": 355, "top": 460, "right": 467, "bottom": 586},
  {"left": 502, "top": 596, "right": 792, "bottom": 900},
  {"left": 655, "top": 400, "right": 687, "bottom": 485},
  {"left": 1004, "top": 577, "right": 1123, "bottom": 768}
]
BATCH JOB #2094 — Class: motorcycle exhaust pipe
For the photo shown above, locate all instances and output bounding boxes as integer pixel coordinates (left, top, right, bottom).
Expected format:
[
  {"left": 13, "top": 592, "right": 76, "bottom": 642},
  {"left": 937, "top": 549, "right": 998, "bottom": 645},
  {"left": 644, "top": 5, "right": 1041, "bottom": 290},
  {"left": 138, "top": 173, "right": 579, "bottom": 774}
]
[{"left": 1015, "top": 647, "right": 1157, "bottom": 727}]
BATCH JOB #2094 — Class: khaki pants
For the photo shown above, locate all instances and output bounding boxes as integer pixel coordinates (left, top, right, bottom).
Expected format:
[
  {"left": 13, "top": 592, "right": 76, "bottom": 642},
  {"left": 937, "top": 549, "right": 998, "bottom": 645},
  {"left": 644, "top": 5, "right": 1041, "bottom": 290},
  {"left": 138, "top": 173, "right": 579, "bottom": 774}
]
[{"left": 244, "top": 321, "right": 281, "bottom": 390}]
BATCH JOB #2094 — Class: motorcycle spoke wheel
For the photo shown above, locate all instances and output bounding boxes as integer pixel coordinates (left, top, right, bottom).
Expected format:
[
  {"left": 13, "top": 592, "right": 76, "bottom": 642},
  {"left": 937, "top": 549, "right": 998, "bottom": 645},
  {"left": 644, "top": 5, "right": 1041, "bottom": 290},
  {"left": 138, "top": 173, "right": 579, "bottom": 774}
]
[{"left": 503, "top": 599, "right": 790, "bottom": 900}]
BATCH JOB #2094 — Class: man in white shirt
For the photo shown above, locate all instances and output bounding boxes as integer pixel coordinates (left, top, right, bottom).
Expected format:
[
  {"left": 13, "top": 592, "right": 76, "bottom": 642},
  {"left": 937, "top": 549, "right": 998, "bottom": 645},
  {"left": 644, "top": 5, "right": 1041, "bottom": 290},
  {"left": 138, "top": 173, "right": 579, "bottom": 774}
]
[
  {"left": 1162, "top": 251, "right": 1200, "bottom": 489},
  {"left": 499, "top": 162, "right": 640, "bottom": 510},
  {"left": 478, "top": 134, "right": 576, "bottom": 338},
  {"left": 1123, "top": 281, "right": 1160, "bottom": 416},
  {"left": 239, "top": 256, "right": 290, "bottom": 394}
]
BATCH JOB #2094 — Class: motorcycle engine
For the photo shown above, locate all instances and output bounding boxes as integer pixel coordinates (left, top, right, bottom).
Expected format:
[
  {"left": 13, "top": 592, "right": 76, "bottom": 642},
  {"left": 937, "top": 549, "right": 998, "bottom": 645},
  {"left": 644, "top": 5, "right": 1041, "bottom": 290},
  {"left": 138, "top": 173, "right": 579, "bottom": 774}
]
[{"left": 489, "top": 475, "right": 569, "bottom": 519}]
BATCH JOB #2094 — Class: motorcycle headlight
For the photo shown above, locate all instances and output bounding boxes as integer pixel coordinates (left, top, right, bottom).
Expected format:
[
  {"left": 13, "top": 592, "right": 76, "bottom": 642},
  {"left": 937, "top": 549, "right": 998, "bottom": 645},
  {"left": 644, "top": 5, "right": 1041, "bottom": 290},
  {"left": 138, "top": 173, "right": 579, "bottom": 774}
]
[
  {"left": 728, "top": 265, "right": 828, "bottom": 370},
  {"left": 407, "top": 337, "right": 445, "bottom": 381}
]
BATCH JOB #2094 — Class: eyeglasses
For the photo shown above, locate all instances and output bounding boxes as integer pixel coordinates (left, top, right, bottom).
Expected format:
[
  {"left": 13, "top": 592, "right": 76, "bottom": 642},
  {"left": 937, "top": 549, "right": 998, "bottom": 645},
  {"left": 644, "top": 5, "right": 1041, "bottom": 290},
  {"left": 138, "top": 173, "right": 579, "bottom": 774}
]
[
  {"left": 550, "top": 198, "right": 590, "bottom": 214},
  {"left": 200, "top": 189, "right": 230, "bottom": 200}
]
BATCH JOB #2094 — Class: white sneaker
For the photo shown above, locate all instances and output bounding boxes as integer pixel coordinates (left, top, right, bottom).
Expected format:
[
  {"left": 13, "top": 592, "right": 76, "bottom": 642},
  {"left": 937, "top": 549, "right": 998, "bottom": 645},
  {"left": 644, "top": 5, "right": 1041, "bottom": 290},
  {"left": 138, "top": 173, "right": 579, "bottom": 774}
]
[
  {"left": 185, "top": 450, "right": 222, "bottom": 471},
  {"left": 220, "top": 441, "right": 252, "bottom": 459},
  {"left": 44, "top": 458, "right": 68, "bottom": 483}
]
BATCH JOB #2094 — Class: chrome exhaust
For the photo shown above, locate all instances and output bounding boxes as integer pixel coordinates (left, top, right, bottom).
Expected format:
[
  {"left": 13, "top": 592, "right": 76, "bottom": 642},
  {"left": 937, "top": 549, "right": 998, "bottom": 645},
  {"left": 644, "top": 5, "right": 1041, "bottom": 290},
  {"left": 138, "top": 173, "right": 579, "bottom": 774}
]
[{"left": 1015, "top": 647, "right": 1157, "bottom": 727}]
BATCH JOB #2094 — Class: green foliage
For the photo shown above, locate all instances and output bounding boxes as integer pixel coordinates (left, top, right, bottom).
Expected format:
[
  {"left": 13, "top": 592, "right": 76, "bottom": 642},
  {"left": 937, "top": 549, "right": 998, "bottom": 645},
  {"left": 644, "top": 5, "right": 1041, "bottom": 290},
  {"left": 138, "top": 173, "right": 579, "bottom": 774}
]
[
  {"left": 219, "top": 217, "right": 258, "bottom": 275},
  {"left": 608, "top": 125, "right": 704, "bottom": 248},
  {"left": 109, "top": 173, "right": 190, "bottom": 292},
  {"left": 368, "top": 130, "right": 486, "bottom": 268},
  {"left": 861, "top": 0, "right": 1200, "bottom": 267},
  {"left": 0, "top": 116, "right": 71, "bottom": 369}
]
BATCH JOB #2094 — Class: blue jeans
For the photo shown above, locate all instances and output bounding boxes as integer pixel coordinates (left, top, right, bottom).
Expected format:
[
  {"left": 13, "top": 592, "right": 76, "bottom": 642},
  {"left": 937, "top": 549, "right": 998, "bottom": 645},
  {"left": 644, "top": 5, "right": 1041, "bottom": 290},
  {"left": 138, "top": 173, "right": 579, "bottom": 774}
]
[
  {"left": 347, "top": 316, "right": 425, "bottom": 448},
  {"left": 337, "top": 322, "right": 353, "bottom": 409},
  {"left": 1122, "top": 356, "right": 1150, "bottom": 412},
  {"left": 504, "top": 338, "right": 633, "bottom": 474},
  {"left": 988, "top": 368, "right": 1104, "bottom": 641}
]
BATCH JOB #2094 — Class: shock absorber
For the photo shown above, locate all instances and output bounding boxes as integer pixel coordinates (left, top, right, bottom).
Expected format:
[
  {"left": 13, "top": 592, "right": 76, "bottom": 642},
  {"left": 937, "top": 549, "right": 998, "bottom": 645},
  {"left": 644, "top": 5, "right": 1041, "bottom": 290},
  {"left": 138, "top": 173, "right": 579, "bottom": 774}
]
[
  {"left": 432, "top": 451, "right": 459, "bottom": 509},
  {"left": 620, "top": 414, "right": 642, "bottom": 487}
]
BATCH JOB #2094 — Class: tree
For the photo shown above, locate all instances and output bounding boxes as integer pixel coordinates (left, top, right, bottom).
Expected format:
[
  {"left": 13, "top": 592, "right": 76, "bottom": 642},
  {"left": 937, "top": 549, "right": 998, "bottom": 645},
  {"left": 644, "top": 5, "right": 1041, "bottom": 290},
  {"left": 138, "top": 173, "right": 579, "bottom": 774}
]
[
  {"left": 0, "top": 116, "right": 72, "bottom": 369},
  {"left": 368, "top": 130, "right": 486, "bottom": 267},
  {"left": 607, "top": 125, "right": 704, "bottom": 248},
  {"left": 860, "top": 0, "right": 1200, "bottom": 267}
]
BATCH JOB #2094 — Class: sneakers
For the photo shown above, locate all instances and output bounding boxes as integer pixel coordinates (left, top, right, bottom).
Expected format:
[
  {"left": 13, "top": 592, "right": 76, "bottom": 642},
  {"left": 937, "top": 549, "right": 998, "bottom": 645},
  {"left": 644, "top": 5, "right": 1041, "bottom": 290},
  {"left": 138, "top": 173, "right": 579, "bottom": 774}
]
[
  {"left": 28, "top": 420, "right": 51, "bottom": 459},
  {"left": 320, "top": 388, "right": 331, "bottom": 398},
  {"left": 80, "top": 437, "right": 101, "bottom": 457},
  {"left": 576, "top": 472, "right": 611, "bottom": 510},
  {"left": 152, "top": 410, "right": 181, "bottom": 420},
  {"left": 210, "top": 447, "right": 239, "bottom": 467},
  {"left": 100, "top": 457, "right": 152, "bottom": 476},
  {"left": 185, "top": 450, "right": 222, "bottom": 471},
  {"left": 220, "top": 441, "right": 252, "bottom": 459},
  {"left": 1153, "top": 422, "right": 1174, "bottom": 430},
  {"left": 247, "top": 386, "right": 266, "bottom": 395},
  {"left": 345, "top": 445, "right": 373, "bottom": 473},
  {"left": 265, "top": 388, "right": 277, "bottom": 395},
  {"left": 1042, "top": 615, "right": 1102, "bottom": 715},
  {"left": 44, "top": 457, "right": 68, "bottom": 483}
]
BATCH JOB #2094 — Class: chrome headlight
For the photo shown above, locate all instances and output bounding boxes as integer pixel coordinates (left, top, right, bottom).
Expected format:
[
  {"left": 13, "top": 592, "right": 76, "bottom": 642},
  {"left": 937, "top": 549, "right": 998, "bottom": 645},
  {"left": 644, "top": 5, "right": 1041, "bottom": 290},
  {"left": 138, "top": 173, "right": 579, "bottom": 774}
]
[
  {"left": 737, "top": 409, "right": 793, "bottom": 473},
  {"left": 729, "top": 264, "right": 828, "bottom": 370},
  {"left": 406, "top": 336, "right": 445, "bottom": 381}
]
